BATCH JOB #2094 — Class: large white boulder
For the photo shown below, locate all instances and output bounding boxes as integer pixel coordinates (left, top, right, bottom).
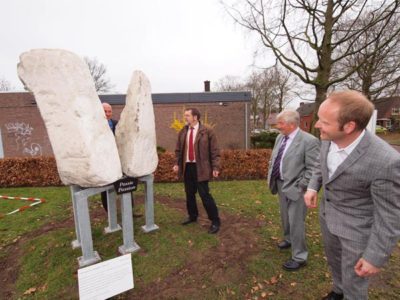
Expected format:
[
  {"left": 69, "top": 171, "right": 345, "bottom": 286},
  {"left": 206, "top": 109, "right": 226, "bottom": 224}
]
[
  {"left": 115, "top": 71, "right": 158, "bottom": 177},
  {"left": 17, "top": 49, "right": 122, "bottom": 187}
]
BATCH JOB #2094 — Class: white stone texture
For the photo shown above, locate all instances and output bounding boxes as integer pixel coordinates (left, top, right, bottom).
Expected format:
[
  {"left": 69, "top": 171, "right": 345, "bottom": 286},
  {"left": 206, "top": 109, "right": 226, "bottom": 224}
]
[
  {"left": 17, "top": 49, "right": 122, "bottom": 187},
  {"left": 115, "top": 71, "right": 158, "bottom": 177}
]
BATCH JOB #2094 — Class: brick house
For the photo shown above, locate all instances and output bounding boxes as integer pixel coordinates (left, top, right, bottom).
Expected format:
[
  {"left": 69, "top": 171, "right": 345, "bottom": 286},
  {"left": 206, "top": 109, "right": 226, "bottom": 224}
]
[
  {"left": 373, "top": 96, "right": 400, "bottom": 129},
  {"left": 0, "top": 90, "right": 251, "bottom": 158},
  {"left": 296, "top": 96, "right": 400, "bottom": 132},
  {"left": 297, "top": 102, "right": 315, "bottom": 132}
]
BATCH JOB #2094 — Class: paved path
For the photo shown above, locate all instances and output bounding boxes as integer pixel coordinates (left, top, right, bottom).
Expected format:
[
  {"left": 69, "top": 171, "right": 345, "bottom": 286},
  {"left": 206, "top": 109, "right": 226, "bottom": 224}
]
[{"left": 391, "top": 144, "right": 400, "bottom": 152}]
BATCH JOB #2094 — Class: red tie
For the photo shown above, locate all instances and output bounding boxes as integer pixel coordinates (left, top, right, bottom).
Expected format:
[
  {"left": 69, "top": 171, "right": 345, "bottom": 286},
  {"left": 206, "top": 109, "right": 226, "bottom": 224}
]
[{"left": 189, "top": 127, "right": 194, "bottom": 161}]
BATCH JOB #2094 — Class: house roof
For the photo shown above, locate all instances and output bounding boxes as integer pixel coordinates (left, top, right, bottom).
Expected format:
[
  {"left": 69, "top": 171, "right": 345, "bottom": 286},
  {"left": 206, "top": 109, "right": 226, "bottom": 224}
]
[
  {"left": 100, "top": 91, "right": 251, "bottom": 105},
  {"left": 0, "top": 91, "right": 252, "bottom": 107},
  {"left": 297, "top": 102, "right": 315, "bottom": 117},
  {"left": 373, "top": 96, "right": 400, "bottom": 119}
]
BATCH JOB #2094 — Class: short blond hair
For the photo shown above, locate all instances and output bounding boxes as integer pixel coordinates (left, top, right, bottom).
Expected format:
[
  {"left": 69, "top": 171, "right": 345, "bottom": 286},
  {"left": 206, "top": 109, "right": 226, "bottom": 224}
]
[{"left": 326, "top": 90, "right": 374, "bottom": 131}]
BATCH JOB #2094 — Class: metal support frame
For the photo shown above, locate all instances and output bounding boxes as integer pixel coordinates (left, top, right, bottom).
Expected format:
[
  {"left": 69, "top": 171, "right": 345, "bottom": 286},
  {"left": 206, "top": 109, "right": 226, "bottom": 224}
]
[
  {"left": 138, "top": 174, "right": 159, "bottom": 233},
  {"left": 69, "top": 174, "right": 157, "bottom": 267}
]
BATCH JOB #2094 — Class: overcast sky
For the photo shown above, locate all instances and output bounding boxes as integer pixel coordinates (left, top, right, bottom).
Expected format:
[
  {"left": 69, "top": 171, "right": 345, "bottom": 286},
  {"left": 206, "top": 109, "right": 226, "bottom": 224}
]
[{"left": 1, "top": 0, "right": 271, "bottom": 93}]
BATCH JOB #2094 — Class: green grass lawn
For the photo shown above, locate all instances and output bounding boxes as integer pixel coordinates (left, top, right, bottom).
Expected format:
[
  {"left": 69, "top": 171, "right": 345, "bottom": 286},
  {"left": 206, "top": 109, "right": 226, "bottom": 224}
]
[
  {"left": 1, "top": 181, "right": 399, "bottom": 299},
  {"left": 378, "top": 132, "right": 400, "bottom": 146}
]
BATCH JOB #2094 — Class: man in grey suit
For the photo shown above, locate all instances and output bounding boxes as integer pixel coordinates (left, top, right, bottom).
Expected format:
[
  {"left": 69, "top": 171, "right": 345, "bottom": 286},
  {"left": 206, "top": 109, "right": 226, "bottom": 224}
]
[
  {"left": 268, "top": 110, "right": 320, "bottom": 271},
  {"left": 305, "top": 90, "right": 400, "bottom": 300}
]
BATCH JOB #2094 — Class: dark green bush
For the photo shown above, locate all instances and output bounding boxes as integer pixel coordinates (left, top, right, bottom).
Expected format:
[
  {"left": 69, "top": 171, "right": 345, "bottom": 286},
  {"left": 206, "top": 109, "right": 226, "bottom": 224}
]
[
  {"left": 250, "top": 131, "right": 279, "bottom": 149},
  {"left": 157, "top": 146, "right": 166, "bottom": 154}
]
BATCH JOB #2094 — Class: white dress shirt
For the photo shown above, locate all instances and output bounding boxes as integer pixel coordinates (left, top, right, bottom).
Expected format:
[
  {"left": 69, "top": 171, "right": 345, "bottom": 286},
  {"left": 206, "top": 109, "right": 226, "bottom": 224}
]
[
  {"left": 327, "top": 130, "right": 366, "bottom": 178},
  {"left": 279, "top": 127, "right": 300, "bottom": 179},
  {"left": 186, "top": 122, "right": 199, "bottom": 163}
]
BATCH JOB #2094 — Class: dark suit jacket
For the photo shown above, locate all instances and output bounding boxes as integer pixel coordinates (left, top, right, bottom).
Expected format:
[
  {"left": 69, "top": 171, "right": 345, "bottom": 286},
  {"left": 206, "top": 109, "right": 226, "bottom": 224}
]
[
  {"left": 175, "top": 123, "right": 220, "bottom": 182},
  {"left": 109, "top": 119, "right": 118, "bottom": 135}
]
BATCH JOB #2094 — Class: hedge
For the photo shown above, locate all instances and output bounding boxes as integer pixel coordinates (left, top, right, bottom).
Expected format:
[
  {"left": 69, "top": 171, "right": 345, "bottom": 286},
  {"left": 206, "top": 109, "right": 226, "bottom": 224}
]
[
  {"left": 0, "top": 149, "right": 271, "bottom": 187},
  {"left": 250, "top": 131, "right": 279, "bottom": 149}
]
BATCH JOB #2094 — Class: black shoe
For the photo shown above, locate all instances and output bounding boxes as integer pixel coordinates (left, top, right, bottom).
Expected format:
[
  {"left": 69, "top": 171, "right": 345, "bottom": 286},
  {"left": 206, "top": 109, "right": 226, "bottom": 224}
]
[
  {"left": 322, "top": 291, "right": 344, "bottom": 300},
  {"left": 282, "top": 259, "right": 306, "bottom": 271},
  {"left": 181, "top": 218, "right": 197, "bottom": 225},
  {"left": 208, "top": 224, "right": 220, "bottom": 234},
  {"left": 277, "top": 240, "right": 291, "bottom": 249}
]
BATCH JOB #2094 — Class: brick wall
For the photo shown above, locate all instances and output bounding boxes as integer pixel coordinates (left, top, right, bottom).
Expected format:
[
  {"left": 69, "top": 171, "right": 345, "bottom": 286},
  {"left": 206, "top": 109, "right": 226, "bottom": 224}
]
[
  {"left": 0, "top": 92, "right": 250, "bottom": 157},
  {"left": 299, "top": 115, "right": 312, "bottom": 132}
]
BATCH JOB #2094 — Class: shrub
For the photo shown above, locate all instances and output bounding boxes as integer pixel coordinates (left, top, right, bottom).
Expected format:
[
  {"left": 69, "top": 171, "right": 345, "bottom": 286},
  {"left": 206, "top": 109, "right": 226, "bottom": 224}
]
[
  {"left": 0, "top": 150, "right": 272, "bottom": 187},
  {"left": 250, "top": 131, "right": 279, "bottom": 149},
  {"left": 0, "top": 157, "right": 62, "bottom": 187},
  {"left": 157, "top": 146, "right": 167, "bottom": 154}
]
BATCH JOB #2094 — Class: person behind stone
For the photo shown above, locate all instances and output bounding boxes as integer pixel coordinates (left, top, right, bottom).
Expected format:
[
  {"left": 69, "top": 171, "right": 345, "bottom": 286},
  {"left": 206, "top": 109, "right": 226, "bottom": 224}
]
[
  {"left": 101, "top": 102, "right": 141, "bottom": 217},
  {"left": 173, "top": 108, "right": 221, "bottom": 234},
  {"left": 304, "top": 90, "right": 400, "bottom": 300},
  {"left": 267, "top": 110, "right": 320, "bottom": 271},
  {"left": 101, "top": 102, "right": 119, "bottom": 211},
  {"left": 103, "top": 102, "right": 118, "bottom": 134}
]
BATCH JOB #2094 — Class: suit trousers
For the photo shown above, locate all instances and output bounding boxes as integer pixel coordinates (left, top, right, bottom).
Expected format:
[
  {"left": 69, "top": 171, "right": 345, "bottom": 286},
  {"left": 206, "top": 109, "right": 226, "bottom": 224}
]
[
  {"left": 101, "top": 191, "right": 134, "bottom": 212},
  {"left": 320, "top": 214, "right": 369, "bottom": 300},
  {"left": 276, "top": 179, "right": 308, "bottom": 262},
  {"left": 184, "top": 163, "right": 220, "bottom": 225}
]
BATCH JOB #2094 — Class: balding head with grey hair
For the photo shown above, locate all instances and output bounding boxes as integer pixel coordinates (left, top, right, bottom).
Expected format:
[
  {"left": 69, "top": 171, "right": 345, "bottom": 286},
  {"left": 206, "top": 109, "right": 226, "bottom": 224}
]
[{"left": 276, "top": 110, "right": 300, "bottom": 127}]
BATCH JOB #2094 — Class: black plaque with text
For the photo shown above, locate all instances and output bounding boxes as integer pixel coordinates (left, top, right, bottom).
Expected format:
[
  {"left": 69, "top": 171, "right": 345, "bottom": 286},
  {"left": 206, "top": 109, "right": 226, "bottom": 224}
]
[{"left": 113, "top": 177, "right": 138, "bottom": 194}]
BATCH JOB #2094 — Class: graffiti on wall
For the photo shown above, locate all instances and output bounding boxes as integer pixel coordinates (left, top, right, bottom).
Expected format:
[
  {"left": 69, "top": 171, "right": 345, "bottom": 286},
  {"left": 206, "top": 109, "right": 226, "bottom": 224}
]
[
  {"left": 170, "top": 106, "right": 216, "bottom": 133},
  {"left": 4, "top": 122, "right": 42, "bottom": 156}
]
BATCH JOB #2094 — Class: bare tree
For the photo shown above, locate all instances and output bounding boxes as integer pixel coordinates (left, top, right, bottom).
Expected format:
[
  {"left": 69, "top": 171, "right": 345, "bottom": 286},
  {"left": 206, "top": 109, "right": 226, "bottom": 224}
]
[
  {"left": 245, "top": 65, "right": 295, "bottom": 129},
  {"left": 245, "top": 71, "right": 264, "bottom": 129},
  {"left": 84, "top": 57, "right": 114, "bottom": 93},
  {"left": 271, "top": 65, "right": 294, "bottom": 112},
  {"left": 224, "top": 0, "right": 400, "bottom": 133},
  {"left": 0, "top": 77, "right": 12, "bottom": 91},
  {"left": 334, "top": 14, "right": 400, "bottom": 100},
  {"left": 213, "top": 75, "right": 244, "bottom": 92},
  {"left": 257, "top": 69, "right": 278, "bottom": 129}
]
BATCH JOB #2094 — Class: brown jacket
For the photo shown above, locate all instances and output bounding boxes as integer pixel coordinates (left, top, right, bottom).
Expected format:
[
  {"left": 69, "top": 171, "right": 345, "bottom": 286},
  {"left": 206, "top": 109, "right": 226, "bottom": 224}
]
[{"left": 175, "top": 123, "right": 220, "bottom": 182}]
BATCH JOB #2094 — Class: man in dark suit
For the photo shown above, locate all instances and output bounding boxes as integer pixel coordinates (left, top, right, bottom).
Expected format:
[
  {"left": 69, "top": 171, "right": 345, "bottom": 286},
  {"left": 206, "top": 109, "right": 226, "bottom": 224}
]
[
  {"left": 103, "top": 102, "right": 118, "bottom": 134},
  {"left": 268, "top": 110, "right": 320, "bottom": 271},
  {"left": 173, "top": 108, "right": 221, "bottom": 234},
  {"left": 305, "top": 90, "right": 400, "bottom": 300},
  {"left": 101, "top": 102, "right": 141, "bottom": 217},
  {"left": 101, "top": 102, "right": 118, "bottom": 211}
]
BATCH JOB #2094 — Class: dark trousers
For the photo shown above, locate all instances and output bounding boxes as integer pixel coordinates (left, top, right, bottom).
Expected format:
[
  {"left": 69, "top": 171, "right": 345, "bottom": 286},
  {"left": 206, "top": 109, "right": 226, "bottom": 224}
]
[
  {"left": 184, "top": 163, "right": 220, "bottom": 225},
  {"left": 101, "top": 191, "right": 134, "bottom": 212}
]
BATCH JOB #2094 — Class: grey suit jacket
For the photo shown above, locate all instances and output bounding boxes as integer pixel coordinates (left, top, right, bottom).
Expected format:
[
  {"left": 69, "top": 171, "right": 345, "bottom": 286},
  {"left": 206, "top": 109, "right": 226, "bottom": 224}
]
[
  {"left": 268, "top": 129, "right": 320, "bottom": 201},
  {"left": 308, "top": 131, "right": 400, "bottom": 267}
]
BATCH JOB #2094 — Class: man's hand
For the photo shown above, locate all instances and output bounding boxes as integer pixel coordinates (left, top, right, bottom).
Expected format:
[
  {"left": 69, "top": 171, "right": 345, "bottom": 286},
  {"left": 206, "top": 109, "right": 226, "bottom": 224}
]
[
  {"left": 213, "top": 170, "right": 219, "bottom": 178},
  {"left": 304, "top": 190, "right": 318, "bottom": 208},
  {"left": 172, "top": 165, "right": 179, "bottom": 173},
  {"left": 355, "top": 258, "right": 381, "bottom": 277}
]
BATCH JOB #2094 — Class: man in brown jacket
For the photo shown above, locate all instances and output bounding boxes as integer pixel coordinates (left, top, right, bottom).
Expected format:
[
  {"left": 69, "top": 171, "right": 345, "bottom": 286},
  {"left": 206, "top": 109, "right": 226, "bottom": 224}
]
[{"left": 173, "top": 108, "right": 221, "bottom": 234}]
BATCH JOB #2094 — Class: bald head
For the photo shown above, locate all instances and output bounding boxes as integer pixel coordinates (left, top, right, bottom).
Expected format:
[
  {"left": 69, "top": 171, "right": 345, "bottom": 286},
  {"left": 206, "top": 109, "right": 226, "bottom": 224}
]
[{"left": 102, "top": 102, "right": 112, "bottom": 120}]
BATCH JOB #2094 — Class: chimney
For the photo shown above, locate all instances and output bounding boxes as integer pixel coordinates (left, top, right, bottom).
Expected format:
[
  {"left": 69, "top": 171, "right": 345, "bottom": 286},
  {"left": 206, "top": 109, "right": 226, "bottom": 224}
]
[{"left": 204, "top": 80, "right": 210, "bottom": 92}]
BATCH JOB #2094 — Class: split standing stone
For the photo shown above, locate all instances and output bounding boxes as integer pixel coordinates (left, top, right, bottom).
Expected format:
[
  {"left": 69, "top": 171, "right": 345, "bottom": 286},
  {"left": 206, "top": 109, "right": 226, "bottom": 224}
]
[
  {"left": 17, "top": 49, "right": 122, "bottom": 187},
  {"left": 115, "top": 71, "right": 158, "bottom": 177}
]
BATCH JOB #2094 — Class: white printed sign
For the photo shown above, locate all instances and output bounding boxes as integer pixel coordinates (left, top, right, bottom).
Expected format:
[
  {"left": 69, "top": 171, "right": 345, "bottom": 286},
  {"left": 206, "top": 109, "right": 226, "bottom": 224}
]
[{"left": 78, "top": 254, "right": 134, "bottom": 300}]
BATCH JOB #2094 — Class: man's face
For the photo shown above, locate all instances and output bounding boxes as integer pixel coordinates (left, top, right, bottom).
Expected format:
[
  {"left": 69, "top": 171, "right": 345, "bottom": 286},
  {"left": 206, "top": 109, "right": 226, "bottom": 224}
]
[
  {"left": 103, "top": 104, "right": 112, "bottom": 120},
  {"left": 184, "top": 110, "right": 197, "bottom": 125},
  {"left": 315, "top": 99, "right": 344, "bottom": 141},
  {"left": 276, "top": 118, "right": 296, "bottom": 136}
]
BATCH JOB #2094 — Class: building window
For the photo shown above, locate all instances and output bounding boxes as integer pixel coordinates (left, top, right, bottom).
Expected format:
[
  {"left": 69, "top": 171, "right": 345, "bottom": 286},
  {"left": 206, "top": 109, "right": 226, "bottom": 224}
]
[{"left": 392, "top": 107, "right": 400, "bottom": 115}]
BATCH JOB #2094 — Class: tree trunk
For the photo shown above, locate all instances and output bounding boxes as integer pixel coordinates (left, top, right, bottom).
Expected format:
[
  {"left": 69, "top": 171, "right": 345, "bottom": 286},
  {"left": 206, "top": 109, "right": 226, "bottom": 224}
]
[{"left": 310, "top": 85, "right": 328, "bottom": 135}]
